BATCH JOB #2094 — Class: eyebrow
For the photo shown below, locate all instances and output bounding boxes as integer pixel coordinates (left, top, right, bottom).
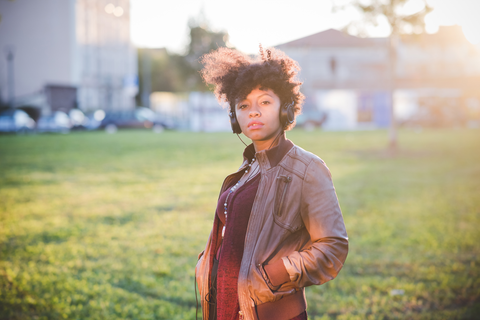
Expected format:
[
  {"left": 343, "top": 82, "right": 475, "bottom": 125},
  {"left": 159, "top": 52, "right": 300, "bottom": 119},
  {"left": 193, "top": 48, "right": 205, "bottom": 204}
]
[
  {"left": 238, "top": 93, "right": 272, "bottom": 103},
  {"left": 257, "top": 93, "right": 272, "bottom": 99}
]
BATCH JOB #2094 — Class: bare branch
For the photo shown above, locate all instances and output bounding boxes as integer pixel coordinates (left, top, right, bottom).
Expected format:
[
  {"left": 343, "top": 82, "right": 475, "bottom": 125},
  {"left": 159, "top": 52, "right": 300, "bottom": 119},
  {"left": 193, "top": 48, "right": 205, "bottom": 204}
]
[{"left": 332, "top": 0, "right": 434, "bottom": 37}]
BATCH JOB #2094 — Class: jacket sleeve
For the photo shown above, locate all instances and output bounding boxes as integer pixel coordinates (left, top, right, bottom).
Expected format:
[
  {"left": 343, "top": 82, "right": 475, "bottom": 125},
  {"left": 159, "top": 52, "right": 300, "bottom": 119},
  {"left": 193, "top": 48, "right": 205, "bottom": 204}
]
[{"left": 281, "top": 157, "right": 348, "bottom": 288}]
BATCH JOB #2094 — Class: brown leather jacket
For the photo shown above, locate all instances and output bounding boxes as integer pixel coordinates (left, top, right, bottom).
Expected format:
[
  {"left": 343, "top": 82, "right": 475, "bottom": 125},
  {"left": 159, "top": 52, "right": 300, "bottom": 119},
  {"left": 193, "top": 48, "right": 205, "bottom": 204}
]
[{"left": 195, "top": 135, "right": 348, "bottom": 320}]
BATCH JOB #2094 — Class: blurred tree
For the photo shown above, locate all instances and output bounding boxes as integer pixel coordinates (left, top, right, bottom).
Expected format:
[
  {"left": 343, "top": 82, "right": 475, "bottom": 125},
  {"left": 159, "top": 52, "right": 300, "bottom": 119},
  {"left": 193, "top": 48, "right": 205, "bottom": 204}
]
[
  {"left": 333, "top": 0, "right": 433, "bottom": 150},
  {"left": 136, "top": 48, "right": 192, "bottom": 105},
  {"left": 135, "top": 15, "right": 232, "bottom": 105},
  {"left": 185, "top": 14, "right": 232, "bottom": 91}
]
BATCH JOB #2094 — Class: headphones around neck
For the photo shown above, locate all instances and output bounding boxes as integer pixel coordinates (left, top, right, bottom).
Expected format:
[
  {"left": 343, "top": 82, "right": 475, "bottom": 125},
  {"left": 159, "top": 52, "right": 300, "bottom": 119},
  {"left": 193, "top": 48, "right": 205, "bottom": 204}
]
[{"left": 229, "top": 99, "right": 295, "bottom": 134}]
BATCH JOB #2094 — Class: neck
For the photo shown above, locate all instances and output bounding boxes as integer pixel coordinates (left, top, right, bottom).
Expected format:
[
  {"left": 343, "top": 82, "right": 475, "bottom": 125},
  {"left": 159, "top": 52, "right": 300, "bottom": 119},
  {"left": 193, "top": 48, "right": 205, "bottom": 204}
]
[{"left": 253, "top": 130, "right": 284, "bottom": 153}]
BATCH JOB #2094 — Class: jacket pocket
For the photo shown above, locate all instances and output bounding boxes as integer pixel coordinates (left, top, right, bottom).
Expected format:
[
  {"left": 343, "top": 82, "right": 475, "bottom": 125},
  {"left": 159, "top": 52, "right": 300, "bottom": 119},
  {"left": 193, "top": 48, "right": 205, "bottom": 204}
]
[
  {"left": 274, "top": 175, "right": 292, "bottom": 217},
  {"left": 257, "top": 262, "right": 282, "bottom": 292},
  {"left": 272, "top": 174, "right": 303, "bottom": 233},
  {"left": 257, "top": 262, "right": 297, "bottom": 295}
]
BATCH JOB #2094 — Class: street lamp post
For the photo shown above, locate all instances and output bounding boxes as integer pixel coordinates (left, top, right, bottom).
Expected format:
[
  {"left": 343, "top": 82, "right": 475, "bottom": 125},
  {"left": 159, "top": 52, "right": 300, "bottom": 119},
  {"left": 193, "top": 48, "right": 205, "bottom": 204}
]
[{"left": 6, "top": 49, "right": 15, "bottom": 108}]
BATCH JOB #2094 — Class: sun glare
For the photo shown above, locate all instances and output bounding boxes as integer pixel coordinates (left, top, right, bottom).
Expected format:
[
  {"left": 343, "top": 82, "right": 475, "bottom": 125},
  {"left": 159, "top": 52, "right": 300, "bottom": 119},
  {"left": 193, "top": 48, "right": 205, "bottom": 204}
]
[
  {"left": 130, "top": 0, "right": 480, "bottom": 52},
  {"left": 425, "top": 0, "right": 480, "bottom": 45}
]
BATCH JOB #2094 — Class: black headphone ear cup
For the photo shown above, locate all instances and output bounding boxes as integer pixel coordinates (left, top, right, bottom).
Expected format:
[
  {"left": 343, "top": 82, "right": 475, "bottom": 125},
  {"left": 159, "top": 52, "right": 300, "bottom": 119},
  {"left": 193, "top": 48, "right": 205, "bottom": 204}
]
[
  {"left": 280, "top": 100, "right": 295, "bottom": 129},
  {"left": 287, "top": 104, "right": 295, "bottom": 123},
  {"left": 229, "top": 110, "right": 242, "bottom": 134},
  {"left": 280, "top": 103, "right": 287, "bottom": 127}
]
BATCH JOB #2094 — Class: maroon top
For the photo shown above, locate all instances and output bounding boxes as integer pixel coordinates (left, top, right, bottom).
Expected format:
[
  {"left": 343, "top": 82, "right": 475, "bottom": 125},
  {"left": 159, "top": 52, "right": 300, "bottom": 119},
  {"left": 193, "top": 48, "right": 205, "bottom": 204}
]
[{"left": 215, "top": 174, "right": 261, "bottom": 320}]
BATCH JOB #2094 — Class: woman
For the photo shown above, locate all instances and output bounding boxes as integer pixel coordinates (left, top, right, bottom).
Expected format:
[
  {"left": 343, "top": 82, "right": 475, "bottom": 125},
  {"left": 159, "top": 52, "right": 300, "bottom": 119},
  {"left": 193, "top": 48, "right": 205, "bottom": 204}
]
[{"left": 195, "top": 46, "right": 348, "bottom": 320}]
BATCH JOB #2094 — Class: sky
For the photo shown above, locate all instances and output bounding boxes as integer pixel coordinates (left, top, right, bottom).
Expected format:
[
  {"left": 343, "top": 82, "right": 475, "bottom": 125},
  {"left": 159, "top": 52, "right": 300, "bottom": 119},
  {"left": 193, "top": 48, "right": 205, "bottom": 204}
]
[{"left": 130, "top": 0, "right": 480, "bottom": 54}]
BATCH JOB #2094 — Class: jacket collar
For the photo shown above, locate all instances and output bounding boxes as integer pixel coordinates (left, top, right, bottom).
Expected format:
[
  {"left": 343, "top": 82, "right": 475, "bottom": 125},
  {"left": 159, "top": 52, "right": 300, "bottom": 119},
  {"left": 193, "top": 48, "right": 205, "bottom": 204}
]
[{"left": 241, "top": 133, "right": 294, "bottom": 171}]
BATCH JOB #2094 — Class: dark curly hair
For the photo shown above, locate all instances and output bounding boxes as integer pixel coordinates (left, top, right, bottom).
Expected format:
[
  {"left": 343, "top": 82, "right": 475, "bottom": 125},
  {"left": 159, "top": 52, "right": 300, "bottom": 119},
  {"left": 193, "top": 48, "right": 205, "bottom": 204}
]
[{"left": 200, "top": 45, "right": 305, "bottom": 131}]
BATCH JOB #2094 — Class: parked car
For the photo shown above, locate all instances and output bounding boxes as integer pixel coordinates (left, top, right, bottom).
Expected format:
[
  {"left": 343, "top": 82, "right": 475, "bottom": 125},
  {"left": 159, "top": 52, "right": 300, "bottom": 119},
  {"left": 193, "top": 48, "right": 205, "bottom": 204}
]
[
  {"left": 100, "top": 107, "right": 173, "bottom": 133},
  {"left": 69, "top": 108, "right": 88, "bottom": 130},
  {"left": 0, "top": 108, "right": 36, "bottom": 133},
  {"left": 36, "top": 111, "right": 72, "bottom": 133},
  {"left": 295, "top": 111, "right": 327, "bottom": 131},
  {"left": 83, "top": 109, "right": 106, "bottom": 131},
  {"left": 294, "top": 97, "right": 328, "bottom": 131}
]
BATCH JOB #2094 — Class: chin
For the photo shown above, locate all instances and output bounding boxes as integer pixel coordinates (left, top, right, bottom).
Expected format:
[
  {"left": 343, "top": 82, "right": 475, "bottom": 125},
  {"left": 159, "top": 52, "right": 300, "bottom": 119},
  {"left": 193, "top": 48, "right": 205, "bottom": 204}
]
[{"left": 246, "top": 131, "right": 275, "bottom": 142}]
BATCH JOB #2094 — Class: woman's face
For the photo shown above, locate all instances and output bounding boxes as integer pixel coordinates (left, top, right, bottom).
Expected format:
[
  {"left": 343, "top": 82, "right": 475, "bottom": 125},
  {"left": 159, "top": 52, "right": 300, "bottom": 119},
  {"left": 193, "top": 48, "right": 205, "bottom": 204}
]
[{"left": 235, "top": 87, "right": 282, "bottom": 150}]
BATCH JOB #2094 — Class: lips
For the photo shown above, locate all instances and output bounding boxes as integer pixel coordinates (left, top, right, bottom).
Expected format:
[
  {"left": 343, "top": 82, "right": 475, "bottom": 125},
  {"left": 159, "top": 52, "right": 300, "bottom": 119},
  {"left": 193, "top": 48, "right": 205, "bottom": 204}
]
[{"left": 248, "top": 120, "right": 264, "bottom": 129}]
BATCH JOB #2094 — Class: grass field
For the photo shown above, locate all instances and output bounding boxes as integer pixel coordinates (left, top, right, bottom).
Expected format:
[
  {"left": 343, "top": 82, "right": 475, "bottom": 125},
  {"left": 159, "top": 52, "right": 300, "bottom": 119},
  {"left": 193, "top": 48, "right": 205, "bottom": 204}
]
[{"left": 1, "top": 128, "right": 479, "bottom": 320}]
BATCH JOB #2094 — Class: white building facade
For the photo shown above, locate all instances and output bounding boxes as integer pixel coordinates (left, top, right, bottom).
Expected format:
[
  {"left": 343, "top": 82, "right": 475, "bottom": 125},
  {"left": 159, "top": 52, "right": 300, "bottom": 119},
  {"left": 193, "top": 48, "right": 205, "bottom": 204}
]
[
  {"left": 276, "top": 27, "right": 480, "bottom": 130},
  {"left": 0, "top": 0, "right": 137, "bottom": 113},
  {"left": 277, "top": 29, "right": 392, "bottom": 130}
]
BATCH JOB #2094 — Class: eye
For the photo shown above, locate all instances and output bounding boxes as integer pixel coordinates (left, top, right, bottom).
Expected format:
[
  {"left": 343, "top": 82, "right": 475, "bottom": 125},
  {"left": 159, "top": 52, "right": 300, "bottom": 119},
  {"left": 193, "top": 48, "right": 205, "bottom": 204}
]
[
  {"left": 237, "top": 104, "right": 248, "bottom": 110},
  {"left": 261, "top": 100, "right": 271, "bottom": 105}
]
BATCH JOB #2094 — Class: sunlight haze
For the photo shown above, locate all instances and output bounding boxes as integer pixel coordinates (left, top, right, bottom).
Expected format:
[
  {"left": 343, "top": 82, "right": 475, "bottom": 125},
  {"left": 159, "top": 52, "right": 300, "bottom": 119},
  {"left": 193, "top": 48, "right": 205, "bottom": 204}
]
[{"left": 130, "top": 0, "right": 480, "bottom": 53}]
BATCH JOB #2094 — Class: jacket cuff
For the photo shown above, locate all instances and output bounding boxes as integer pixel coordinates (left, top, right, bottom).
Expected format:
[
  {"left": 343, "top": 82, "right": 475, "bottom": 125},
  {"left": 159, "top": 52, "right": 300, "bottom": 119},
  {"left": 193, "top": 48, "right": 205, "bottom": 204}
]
[
  {"left": 281, "top": 256, "right": 299, "bottom": 282},
  {"left": 264, "top": 259, "right": 290, "bottom": 287}
]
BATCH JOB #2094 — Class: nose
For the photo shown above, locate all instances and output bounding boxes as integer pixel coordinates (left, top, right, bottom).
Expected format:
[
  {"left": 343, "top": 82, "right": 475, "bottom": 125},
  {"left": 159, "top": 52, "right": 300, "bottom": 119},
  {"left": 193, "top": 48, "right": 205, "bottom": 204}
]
[{"left": 249, "top": 103, "right": 261, "bottom": 118}]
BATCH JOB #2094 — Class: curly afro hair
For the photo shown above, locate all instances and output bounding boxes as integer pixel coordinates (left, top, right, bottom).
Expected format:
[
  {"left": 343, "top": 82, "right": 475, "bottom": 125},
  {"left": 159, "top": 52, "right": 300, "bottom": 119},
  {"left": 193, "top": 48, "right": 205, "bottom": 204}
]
[{"left": 200, "top": 45, "right": 305, "bottom": 131}]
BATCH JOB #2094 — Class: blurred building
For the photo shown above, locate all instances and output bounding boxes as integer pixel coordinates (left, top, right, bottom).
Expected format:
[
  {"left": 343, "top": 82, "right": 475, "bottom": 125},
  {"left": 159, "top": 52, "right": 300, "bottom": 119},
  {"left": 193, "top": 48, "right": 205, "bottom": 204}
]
[
  {"left": 187, "top": 92, "right": 231, "bottom": 132},
  {"left": 150, "top": 91, "right": 231, "bottom": 132},
  {"left": 0, "top": 0, "right": 137, "bottom": 114},
  {"left": 277, "top": 29, "right": 390, "bottom": 130},
  {"left": 276, "top": 27, "right": 480, "bottom": 130},
  {"left": 395, "top": 26, "right": 480, "bottom": 127}
]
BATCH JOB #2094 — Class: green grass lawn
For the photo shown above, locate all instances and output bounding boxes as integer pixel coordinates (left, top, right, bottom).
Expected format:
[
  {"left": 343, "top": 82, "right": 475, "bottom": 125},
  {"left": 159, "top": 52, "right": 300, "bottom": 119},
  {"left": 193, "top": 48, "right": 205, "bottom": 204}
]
[{"left": 0, "top": 129, "right": 479, "bottom": 320}]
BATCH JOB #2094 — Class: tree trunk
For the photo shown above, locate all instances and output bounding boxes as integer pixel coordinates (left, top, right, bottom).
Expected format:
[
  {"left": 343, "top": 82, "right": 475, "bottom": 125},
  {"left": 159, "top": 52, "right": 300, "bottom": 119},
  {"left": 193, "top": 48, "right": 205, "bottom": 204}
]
[
  {"left": 388, "top": 35, "right": 398, "bottom": 150},
  {"left": 141, "top": 50, "right": 152, "bottom": 109}
]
